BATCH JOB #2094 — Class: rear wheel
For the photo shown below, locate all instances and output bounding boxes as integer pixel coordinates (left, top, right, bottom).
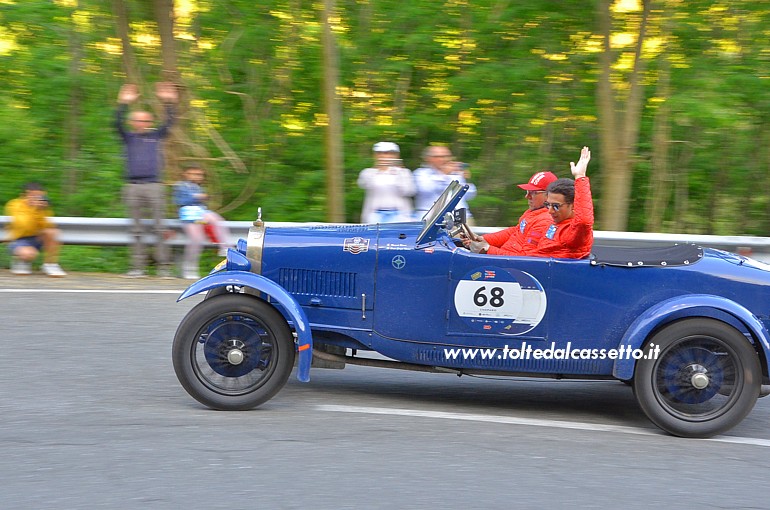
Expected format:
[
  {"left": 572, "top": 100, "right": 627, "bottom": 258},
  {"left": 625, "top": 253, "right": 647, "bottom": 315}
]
[
  {"left": 634, "top": 318, "right": 760, "bottom": 438},
  {"left": 173, "top": 294, "right": 295, "bottom": 410}
]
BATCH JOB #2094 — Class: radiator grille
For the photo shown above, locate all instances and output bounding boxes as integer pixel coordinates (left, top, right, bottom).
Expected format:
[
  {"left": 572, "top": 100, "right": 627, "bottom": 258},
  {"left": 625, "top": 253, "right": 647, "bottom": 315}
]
[{"left": 278, "top": 268, "right": 356, "bottom": 297}]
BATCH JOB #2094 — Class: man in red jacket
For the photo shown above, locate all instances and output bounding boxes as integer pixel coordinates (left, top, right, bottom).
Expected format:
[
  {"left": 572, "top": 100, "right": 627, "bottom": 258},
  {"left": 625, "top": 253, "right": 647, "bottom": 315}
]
[
  {"left": 466, "top": 170, "right": 557, "bottom": 256},
  {"left": 533, "top": 146, "right": 593, "bottom": 259}
]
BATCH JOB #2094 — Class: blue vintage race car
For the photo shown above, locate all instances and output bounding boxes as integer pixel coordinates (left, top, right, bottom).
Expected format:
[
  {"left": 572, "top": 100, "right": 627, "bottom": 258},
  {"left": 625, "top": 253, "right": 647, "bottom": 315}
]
[{"left": 173, "top": 182, "right": 770, "bottom": 438}]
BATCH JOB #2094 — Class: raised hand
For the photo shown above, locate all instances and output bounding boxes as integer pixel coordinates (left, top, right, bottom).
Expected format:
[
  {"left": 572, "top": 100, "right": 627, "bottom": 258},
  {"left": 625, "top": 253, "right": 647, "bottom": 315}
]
[
  {"left": 570, "top": 146, "right": 591, "bottom": 178},
  {"left": 155, "top": 82, "right": 179, "bottom": 104},
  {"left": 118, "top": 84, "right": 139, "bottom": 104}
]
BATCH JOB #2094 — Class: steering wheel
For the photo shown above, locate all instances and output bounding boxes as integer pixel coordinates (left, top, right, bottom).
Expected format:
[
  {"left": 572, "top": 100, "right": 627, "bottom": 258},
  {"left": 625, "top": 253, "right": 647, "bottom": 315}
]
[{"left": 445, "top": 209, "right": 477, "bottom": 247}]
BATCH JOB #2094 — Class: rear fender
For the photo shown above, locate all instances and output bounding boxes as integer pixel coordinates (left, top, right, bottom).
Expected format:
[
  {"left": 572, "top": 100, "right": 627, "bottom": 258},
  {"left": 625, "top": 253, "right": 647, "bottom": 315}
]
[
  {"left": 613, "top": 294, "right": 770, "bottom": 381},
  {"left": 178, "top": 271, "right": 312, "bottom": 382}
]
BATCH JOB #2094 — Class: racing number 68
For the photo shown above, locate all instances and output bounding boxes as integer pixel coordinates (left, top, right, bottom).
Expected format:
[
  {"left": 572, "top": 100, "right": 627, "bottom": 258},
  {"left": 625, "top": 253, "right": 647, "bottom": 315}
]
[{"left": 473, "top": 286, "right": 505, "bottom": 307}]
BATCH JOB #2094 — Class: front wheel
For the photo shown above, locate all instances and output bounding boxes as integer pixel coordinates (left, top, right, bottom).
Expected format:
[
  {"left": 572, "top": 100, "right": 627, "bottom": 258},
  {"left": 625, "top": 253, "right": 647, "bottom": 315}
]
[
  {"left": 634, "top": 318, "right": 760, "bottom": 438},
  {"left": 173, "top": 294, "right": 295, "bottom": 410}
]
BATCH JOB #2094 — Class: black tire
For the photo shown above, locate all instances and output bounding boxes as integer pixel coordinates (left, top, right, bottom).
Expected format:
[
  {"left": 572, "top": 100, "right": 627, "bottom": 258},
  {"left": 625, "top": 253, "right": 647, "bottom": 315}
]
[
  {"left": 634, "top": 318, "right": 760, "bottom": 438},
  {"left": 173, "top": 294, "right": 295, "bottom": 410}
]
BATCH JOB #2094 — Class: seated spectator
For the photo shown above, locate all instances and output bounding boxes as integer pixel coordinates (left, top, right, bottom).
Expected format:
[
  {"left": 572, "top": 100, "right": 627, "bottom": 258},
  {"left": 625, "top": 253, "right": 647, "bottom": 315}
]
[
  {"left": 357, "top": 142, "right": 415, "bottom": 223},
  {"left": 4, "top": 182, "right": 66, "bottom": 277},
  {"left": 532, "top": 146, "right": 593, "bottom": 259},
  {"left": 465, "top": 170, "right": 557, "bottom": 256},
  {"left": 173, "top": 166, "right": 231, "bottom": 279}
]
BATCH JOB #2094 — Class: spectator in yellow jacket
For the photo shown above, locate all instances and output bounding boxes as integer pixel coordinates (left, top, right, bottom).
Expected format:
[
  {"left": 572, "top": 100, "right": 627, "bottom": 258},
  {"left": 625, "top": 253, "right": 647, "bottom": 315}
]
[{"left": 4, "top": 182, "right": 66, "bottom": 276}]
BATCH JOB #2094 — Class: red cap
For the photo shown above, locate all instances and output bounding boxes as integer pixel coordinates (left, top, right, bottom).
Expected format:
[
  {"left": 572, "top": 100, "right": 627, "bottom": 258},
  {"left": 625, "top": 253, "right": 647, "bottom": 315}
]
[{"left": 517, "top": 171, "right": 558, "bottom": 191}]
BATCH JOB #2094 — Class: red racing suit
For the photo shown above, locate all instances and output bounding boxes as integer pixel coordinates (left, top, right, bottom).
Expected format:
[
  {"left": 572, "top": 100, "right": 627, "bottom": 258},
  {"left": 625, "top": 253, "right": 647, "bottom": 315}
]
[
  {"left": 482, "top": 207, "right": 552, "bottom": 256},
  {"left": 532, "top": 176, "right": 594, "bottom": 259}
]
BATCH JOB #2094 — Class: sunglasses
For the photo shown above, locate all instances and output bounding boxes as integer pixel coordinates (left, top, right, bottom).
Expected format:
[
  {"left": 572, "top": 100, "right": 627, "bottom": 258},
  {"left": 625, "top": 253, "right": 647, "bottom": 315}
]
[{"left": 543, "top": 201, "right": 568, "bottom": 212}]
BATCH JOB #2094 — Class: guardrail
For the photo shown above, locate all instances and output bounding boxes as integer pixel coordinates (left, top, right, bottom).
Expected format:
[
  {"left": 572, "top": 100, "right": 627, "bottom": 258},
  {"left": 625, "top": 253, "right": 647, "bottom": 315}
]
[
  {"left": 2, "top": 216, "right": 769, "bottom": 260},
  {"left": 0, "top": 216, "right": 250, "bottom": 247}
]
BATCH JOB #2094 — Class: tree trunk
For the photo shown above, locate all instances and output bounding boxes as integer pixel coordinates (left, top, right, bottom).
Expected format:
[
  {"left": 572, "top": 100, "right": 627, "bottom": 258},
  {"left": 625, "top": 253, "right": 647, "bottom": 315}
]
[
  {"left": 673, "top": 141, "right": 694, "bottom": 232},
  {"left": 111, "top": 0, "right": 141, "bottom": 84},
  {"left": 763, "top": 127, "right": 770, "bottom": 234},
  {"left": 64, "top": 0, "right": 83, "bottom": 213},
  {"left": 321, "top": 0, "right": 345, "bottom": 222},
  {"left": 645, "top": 15, "right": 672, "bottom": 232},
  {"left": 598, "top": 0, "right": 652, "bottom": 231},
  {"left": 153, "top": 0, "right": 184, "bottom": 182},
  {"left": 153, "top": 0, "right": 178, "bottom": 82},
  {"left": 596, "top": 0, "right": 620, "bottom": 231},
  {"left": 645, "top": 62, "right": 671, "bottom": 232}
]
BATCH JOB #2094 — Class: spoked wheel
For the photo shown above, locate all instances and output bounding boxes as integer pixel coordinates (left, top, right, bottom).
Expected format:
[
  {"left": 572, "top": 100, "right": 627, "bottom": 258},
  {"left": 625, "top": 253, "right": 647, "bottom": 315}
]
[
  {"left": 173, "top": 294, "right": 295, "bottom": 410},
  {"left": 634, "top": 318, "right": 760, "bottom": 438}
]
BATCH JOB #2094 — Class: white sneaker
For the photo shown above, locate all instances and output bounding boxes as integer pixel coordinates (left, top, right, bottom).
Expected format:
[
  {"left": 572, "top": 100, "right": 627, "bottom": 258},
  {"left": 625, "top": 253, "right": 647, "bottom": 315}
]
[
  {"left": 42, "top": 263, "right": 67, "bottom": 277},
  {"left": 157, "top": 268, "right": 176, "bottom": 279},
  {"left": 182, "top": 264, "right": 199, "bottom": 280},
  {"left": 10, "top": 259, "right": 32, "bottom": 275}
]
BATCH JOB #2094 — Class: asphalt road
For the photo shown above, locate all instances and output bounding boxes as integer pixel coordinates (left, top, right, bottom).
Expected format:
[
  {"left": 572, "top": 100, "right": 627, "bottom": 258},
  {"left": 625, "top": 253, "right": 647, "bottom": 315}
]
[{"left": 1, "top": 272, "right": 769, "bottom": 509}]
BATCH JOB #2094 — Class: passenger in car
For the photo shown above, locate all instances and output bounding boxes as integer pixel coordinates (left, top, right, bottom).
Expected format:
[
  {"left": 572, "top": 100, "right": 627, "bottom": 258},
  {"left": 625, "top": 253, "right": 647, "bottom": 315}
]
[
  {"left": 466, "top": 146, "right": 592, "bottom": 259},
  {"left": 531, "top": 146, "right": 593, "bottom": 259},
  {"left": 465, "top": 170, "right": 557, "bottom": 255}
]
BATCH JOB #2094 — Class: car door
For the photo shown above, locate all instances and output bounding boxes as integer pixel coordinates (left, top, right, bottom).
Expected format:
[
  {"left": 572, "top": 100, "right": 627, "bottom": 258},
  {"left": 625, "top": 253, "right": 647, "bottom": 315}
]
[{"left": 372, "top": 239, "right": 455, "bottom": 345}]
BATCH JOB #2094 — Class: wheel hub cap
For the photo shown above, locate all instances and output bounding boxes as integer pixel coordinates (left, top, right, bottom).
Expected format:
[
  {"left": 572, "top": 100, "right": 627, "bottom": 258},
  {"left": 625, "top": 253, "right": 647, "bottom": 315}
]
[
  {"left": 227, "top": 348, "right": 245, "bottom": 365},
  {"left": 202, "top": 317, "right": 272, "bottom": 378},
  {"left": 691, "top": 371, "right": 710, "bottom": 390},
  {"left": 661, "top": 349, "right": 723, "bottom": 404}
]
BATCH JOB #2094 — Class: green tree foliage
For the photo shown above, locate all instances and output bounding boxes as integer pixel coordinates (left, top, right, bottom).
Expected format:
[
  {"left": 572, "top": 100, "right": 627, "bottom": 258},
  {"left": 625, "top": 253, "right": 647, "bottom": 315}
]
[{"left": 0, "top": 0, "right": 769, "bottom": 235}]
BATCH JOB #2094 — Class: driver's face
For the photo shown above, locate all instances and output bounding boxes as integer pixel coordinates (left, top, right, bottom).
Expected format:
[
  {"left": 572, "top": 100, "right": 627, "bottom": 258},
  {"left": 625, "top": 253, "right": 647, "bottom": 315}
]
[{"left": 525, "top": 190, "right": 548, "bottom": 211}]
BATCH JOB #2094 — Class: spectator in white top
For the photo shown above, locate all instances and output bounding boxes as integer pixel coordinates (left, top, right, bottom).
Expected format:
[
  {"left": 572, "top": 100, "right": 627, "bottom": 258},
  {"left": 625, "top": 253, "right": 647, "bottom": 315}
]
[
  {"left": 357, "top": 142, "right": 416, "bottom": 224},
  {"left": 413, "top": 145, "right": 477, "bottom": 223}
]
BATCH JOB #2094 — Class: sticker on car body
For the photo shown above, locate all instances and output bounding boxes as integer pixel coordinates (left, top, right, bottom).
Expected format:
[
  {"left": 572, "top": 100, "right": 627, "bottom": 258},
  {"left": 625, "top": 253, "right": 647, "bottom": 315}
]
[
  {"left": 343, "top": 237, "right": 370, "bottom": 254},
  {"left": 453, "top": 267, "right": 547, "bottom": 335}
]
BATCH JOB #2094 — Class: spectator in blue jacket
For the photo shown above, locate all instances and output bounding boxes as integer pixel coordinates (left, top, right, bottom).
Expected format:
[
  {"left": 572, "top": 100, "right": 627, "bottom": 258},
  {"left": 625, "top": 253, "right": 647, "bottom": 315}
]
[
  {"left": 173, "top": 166, "right": 231, "bottom": 280},
  {"left": 115, "top": 82, "right": 177, "bottom": 277},
  {"left": 413, "top": 145, "right": 477, "bottom": 223}
]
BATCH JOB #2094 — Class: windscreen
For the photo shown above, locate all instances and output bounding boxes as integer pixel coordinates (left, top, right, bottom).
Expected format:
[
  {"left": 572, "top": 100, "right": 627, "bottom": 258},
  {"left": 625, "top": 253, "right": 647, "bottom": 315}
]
[{"left": 415, "top": 181, "right": 465, "bottom": 245}]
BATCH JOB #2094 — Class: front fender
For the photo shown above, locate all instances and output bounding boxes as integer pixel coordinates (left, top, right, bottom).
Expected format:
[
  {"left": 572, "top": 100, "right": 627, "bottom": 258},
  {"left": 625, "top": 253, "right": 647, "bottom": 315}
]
[
  {"left": 613, "top": 294, "right": 770, "bottom": 380},
  {"left": 177, "top": 271, "right": 312, "bottom": 383}
]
